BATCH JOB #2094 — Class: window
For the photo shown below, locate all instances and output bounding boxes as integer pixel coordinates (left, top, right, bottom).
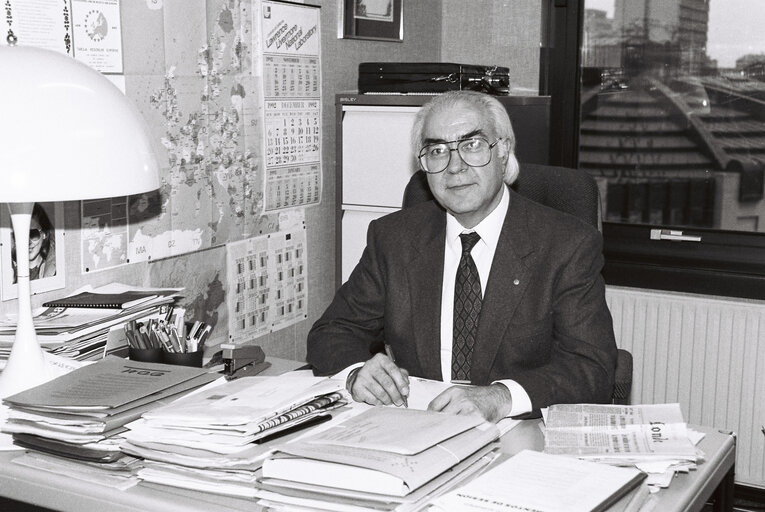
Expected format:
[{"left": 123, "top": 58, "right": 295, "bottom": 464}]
[{"left": 545, "top": 0, "right": 765, "bottom": 299}]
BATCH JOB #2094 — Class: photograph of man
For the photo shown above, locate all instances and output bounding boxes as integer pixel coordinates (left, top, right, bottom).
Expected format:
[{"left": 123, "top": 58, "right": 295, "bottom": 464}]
[
  {"left": 307, "top": 90, "right": 617, "bottom": 423},
  {"left": 12, "top": 203, "right": 56, "bottom": 284}
]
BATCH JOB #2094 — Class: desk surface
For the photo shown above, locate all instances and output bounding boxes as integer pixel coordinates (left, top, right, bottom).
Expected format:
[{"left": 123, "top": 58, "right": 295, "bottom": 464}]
[{"left": 0, "top": 358, "right": 736, "bottom": 512}]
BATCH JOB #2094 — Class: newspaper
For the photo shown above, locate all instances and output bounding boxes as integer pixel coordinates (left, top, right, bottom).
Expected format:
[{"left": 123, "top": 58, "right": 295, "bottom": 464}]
[{"left": 542, "top": 403, "right": 700, "bottom": 465}]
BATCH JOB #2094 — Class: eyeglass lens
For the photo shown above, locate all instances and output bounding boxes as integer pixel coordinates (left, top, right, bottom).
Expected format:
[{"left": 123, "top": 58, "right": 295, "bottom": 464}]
[
  {"left": 418, "top": 138, "right": 496, "bottom": 174},
  {"left": 29, "top": 229, "right": 42, "bottom": 241}
]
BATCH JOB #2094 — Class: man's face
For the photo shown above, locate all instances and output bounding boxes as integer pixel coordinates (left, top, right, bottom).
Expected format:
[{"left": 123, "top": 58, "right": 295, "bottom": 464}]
[{"left": 422, "top": 101, "right": 506, "bottom": 229}]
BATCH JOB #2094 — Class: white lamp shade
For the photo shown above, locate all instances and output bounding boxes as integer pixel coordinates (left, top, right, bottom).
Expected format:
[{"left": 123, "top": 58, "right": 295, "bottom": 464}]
[{"left": 0, "top": 45, "right": 160, "bottom": 202}]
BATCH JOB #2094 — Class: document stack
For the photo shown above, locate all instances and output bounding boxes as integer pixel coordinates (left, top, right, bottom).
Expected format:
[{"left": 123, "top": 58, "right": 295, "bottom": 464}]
[
  {"left": 0, "top": 285, "right": 182, "bottom": 367},
  {"left": 430, "top": 449, "right": 646, "bottom": 512},
  {"left": 1, "top": 356, "right": 217, "bottom": 470},
  {"left": 257, "top": 407, "right": 502, "bottom": 512},
  {"left": 120, "top": 372, "right": 348, "bottom": 497},
  {"left": 542, "top": 403, "right": 701, "bottom": 491}
]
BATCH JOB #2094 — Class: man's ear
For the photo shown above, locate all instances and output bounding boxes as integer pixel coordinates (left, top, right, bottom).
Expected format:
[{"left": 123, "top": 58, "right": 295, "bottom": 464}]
[{"left": 498, "top": 138, "right": 512, "bottom": 163}]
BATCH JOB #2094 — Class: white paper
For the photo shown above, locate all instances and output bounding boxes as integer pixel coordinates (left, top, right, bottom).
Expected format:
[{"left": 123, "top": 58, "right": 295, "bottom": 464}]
[{"left": 431, "top": 449, "right": 644, "bottom": 512}]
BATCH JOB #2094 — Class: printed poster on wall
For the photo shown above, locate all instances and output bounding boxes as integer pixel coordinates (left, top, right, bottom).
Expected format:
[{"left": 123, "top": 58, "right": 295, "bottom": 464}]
[
  {"left": 257, "top": 0, "right": 322, "bottom": 212},
  {"left": 70, "top": 0, "right": 124, "bottom": 73},
  {"left": 4, "top": 0, "right": 74, "bottom": 55},
  {"left": 225, "top": 226, "right": 308, "bottom": 344}
]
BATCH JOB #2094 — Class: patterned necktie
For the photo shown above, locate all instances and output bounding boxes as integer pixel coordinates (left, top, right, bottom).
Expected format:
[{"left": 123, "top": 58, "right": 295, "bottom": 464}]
[{"left": 452, "top": 232, "right": 482, "bottom": 382}]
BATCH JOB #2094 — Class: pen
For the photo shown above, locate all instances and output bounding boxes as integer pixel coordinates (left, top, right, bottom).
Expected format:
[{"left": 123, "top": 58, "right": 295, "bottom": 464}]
[
  {"left": 256, "top": 414, "right": 333, "bottom": 444},
  {"left": 384, "top": 344, "right": 408, "bottom": 408}
]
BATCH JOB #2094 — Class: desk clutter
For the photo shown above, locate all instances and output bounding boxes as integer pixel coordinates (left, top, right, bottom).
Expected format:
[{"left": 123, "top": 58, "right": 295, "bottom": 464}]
[
  {"left": 541, "top": 403, "right": 704, "bottom": 495},
  {"left": 0, "top": 354, "right": 709, "bottom": 511},
  {"left": 0, "top": 285, "right": 183, "bottom": 368},
  {"left": 1, "top": 356, "right": 218, "bottom": 487}
]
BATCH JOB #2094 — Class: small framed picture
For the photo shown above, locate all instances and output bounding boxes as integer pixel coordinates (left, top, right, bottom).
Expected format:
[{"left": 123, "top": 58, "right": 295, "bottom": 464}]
[
  {"left": 0, "top": 202, "right": 66, "bottom": 300},
  {"left": 339, "top": 0, "right": 403, "bottom": 42}
]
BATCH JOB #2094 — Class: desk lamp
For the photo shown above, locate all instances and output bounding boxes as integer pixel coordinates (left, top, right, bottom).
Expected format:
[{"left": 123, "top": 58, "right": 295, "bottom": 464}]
[{"left": 0, "top": 40, "right": 160, "bottom": 398}]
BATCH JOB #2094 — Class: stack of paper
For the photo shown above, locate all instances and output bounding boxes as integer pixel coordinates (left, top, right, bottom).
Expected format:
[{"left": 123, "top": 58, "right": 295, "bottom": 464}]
[
  {"left": 257, "top": 407, "right": 502, "bottom": 511},
  {"left": 0, "top": 284, "right": 182, "bottom": 367},
  {"left": 1, "top": 356, "right": 217, "bottom": 465},
  {"left": 542, "top": 403, "right": 700, "bottom": 466},
  {"left": 542, "top": 402, "right": 702, "bottom": 493},
  {"left": 430, "top": 449, "right": 646, "bottom": 512},
  {"left": 121, "top": 372, "right": 348, "bottom": 496}
]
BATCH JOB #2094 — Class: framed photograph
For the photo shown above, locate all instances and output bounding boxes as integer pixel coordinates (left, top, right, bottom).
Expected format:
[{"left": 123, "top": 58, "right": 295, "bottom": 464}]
[
  {"left": 0, "top": 202, "right": 66, "bottom": 300},
  {"left": 339, "top": 0, "right": 403, "bottom": 42}
]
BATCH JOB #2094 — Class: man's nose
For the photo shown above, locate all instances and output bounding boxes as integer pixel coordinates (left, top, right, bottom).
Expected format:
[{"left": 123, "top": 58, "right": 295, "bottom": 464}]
[{"left": 444, "top": 146, "right": 467, "bottom": 174}]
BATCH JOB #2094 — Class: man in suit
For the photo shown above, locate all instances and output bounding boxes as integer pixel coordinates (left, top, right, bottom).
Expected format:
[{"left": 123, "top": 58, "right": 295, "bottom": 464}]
[{"left": 308, "top": 91, "right": 617, "bottom": 422}]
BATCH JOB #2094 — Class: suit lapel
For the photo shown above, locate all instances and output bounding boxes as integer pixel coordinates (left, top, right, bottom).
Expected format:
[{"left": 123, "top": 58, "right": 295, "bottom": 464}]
[
  {"left": 407, "top": 205, "right": 446, "bottom": 380},
  {"left": 471, "top": 191, "right": 535, "bottom": 384}
]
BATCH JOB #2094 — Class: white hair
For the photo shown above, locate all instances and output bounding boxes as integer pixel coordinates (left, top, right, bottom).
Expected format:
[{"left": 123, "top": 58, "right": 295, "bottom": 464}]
[{"left": 410, "top": 91, "right": 520, "bottom": 184}]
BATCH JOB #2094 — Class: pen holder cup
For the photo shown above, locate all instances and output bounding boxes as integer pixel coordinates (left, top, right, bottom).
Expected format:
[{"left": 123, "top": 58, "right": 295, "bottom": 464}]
[
  {"left": 162, "top": 350, "right": 204, "bottom": 368},
  {"left": 128, "top": 347, "right": 164, "bottom": 363}
]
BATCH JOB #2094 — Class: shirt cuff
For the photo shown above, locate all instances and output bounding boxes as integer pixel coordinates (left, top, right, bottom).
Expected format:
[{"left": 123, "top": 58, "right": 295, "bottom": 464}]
[
  {"left": 332, "top": 362, "right": 365, "bottom": 385},
  {"left": 494, "top": 379, "right": 532, "bottom": 417}
]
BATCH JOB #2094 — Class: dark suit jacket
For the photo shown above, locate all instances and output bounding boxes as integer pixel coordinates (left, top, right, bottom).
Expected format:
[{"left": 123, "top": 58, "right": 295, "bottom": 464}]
[{"left": 307, "top": 188, "right": 617, "bottom": 414}]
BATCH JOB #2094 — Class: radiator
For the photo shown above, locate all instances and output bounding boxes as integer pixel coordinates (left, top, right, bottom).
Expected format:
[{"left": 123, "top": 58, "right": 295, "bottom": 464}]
[{"left": 606, "top": 286, "right": 765, "bottom": 488}]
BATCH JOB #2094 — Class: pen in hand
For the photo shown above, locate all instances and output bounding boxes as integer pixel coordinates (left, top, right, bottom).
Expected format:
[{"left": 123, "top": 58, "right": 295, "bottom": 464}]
[{"left": 384, "top": 344, "right": 409, "bottom": 408}]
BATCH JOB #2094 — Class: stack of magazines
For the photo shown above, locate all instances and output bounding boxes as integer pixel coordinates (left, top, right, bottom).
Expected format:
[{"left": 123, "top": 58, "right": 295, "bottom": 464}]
[
  {"left": 120, "top": 372, "right": 347, "bottom": 497},
  {"left": 0, "top": 285, "right": 182, "bottom": 367},
  {"left": 542, "top": 402, "right": 702, "bottom": 493},
  {"left": 257, "top": 407, "right": 502, "bottom": 512},
  {"left": 542, "top": 403, "right": 700, "bottom": 466},
  {"left": 1, "top": 356, "right": 217, "bottom": 486}
]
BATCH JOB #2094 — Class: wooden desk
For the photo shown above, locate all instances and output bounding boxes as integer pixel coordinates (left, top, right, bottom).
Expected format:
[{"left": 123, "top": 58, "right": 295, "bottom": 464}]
[{"left": 0, "top": 360, "right": 736, "bottom": 512}]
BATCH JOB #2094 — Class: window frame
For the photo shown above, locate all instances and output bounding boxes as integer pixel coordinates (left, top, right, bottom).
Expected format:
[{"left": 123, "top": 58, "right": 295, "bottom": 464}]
[{"left": 543, "top": 0, "right": 765, "bottom": 300}]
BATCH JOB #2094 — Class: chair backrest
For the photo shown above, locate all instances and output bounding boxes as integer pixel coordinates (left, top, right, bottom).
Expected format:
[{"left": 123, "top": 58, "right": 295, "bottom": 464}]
[{"left": 402, "top": 163, "right": 601, "bottom": 229}]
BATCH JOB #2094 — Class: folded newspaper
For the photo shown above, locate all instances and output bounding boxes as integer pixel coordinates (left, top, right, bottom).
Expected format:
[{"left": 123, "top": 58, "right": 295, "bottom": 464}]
[{"left": 542, "top": 403, "right": 700, "bottom": 465}]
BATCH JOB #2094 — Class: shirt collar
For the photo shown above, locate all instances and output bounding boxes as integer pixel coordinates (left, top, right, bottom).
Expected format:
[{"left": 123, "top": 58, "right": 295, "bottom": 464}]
[{"left": 446, "top": 185, "right": 509, "bottom": 251}]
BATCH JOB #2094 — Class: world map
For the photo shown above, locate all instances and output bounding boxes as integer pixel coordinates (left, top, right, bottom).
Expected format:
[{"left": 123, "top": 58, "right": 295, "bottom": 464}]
[{"left": 81, "top": 0, "right": 264, "bottom": 273}]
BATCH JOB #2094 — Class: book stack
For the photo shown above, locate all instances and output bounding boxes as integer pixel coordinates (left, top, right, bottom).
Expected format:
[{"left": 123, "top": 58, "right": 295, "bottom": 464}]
[
  {"left": 0, "top": 285, "right": 182, "bottom": 367},
  {"left": 257, "top": 407, "right": 502, "bottom": 512},
  {"left": 1, "top": 356, "right": 217, "bottom": 467},
  {"left": 120, "top": 372, "right": 347, "bottom": 497}
]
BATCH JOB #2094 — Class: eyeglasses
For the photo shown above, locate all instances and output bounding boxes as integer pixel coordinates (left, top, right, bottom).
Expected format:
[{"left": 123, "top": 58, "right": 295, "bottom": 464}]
[
  {"left": 418, "top": 137, "right": 502, "bottom": 174},
  {"left": 29, "top": 229, "right": 44, "bottom": 242}
]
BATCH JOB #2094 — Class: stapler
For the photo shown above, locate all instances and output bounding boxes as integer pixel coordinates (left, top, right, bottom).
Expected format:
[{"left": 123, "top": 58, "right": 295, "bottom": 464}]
[{"left": 221, "top": 343, "right": 271, "bottom": 380}]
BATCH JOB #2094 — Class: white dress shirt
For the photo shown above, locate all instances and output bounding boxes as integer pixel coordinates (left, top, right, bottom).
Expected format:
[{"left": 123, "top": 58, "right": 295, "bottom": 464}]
[{"left": 440, "top": 185, "right": 532, "bottom": 416}]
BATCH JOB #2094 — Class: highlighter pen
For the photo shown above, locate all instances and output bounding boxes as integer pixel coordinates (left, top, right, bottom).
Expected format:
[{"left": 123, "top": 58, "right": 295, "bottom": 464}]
[{"left": 384, "top": 344, "right": 408, "bottom": 408}]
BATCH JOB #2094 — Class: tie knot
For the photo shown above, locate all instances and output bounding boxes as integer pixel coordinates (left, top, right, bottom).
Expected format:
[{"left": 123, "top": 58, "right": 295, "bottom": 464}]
[{"left": 459, "top": 232, "right": 481, "bottom": 255}]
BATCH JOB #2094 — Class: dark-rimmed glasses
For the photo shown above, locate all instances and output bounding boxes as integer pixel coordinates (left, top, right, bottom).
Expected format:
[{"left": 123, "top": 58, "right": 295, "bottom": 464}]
[{"left": 418, "top": 137, "right": 502, "bottom": 174}]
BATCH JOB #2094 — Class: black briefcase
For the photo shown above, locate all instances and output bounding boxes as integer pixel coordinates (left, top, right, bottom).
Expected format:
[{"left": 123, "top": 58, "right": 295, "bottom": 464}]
[{"left": 358, "top": 62, "right": 510, "bottom": 95}]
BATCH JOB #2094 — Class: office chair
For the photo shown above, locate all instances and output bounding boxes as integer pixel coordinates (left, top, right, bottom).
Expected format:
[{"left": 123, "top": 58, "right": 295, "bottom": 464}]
[{"left": 402, "top": 163, "right": 633, "bottom": 405}]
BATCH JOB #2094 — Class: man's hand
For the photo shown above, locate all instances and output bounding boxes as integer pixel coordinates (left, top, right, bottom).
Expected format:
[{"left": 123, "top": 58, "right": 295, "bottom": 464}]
[
  {"left": 427, "top": 383, "right": 513, "bottom": 423},
  {"left": 346, "top": 353, "right": 410, "bottom": 407}
]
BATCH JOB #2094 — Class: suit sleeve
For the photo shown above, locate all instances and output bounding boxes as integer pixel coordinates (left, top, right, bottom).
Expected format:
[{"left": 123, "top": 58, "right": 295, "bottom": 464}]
[
  {"left": 510, "top": 228, "right": 617, "bottom": 415},
  {"left": 306, "top": 219, "right": 388, "bottom": 376}
]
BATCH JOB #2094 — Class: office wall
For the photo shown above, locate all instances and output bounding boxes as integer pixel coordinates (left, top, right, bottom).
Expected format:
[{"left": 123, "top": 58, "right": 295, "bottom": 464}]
[
  {"left": 1, "top": 0, "right": 446, "bottom": 364},
  {"left": 440, "top": 0, "right": 541, "bottom": 94}
]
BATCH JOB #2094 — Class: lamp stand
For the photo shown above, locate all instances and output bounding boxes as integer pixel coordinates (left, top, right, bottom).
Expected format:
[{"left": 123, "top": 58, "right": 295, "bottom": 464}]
[{"left": 0, "top": 202, "right": 50, "bottom": 399}]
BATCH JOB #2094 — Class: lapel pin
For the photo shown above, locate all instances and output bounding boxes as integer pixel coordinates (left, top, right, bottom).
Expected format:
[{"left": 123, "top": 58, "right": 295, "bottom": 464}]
[{"left": 513, "top": 279, "right": 520, "bottom": 285}]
